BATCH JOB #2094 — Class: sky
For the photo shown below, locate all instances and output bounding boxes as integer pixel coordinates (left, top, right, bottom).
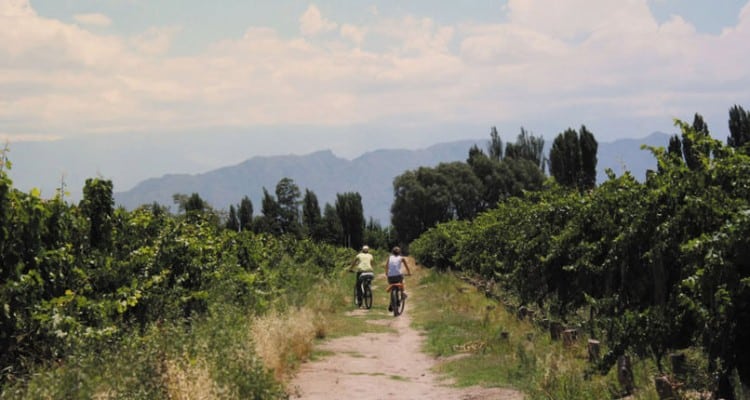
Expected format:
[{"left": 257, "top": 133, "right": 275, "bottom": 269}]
[{"left": 1, "top": 0, "right": 750, "bottom": 189}]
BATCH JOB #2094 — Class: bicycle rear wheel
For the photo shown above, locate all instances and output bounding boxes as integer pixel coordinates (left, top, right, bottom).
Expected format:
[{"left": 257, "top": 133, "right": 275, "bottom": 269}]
[
  {"left": 397, "top": 288, "right": 406, "bottom": 315},
  {"left": 363, "top": 282, "right": 373, "bottom": 309},
  {"left": 390, "top": 287, "right": 400, "bottom": 316},
  {"left": 354, "top": 286, "right": 360, "bottom": 307}
]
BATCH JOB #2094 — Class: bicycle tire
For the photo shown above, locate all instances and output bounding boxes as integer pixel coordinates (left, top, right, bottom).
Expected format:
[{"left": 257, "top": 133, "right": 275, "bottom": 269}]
[
  {"left": 397, "top": 288, "right": 406, "bottom": 315},
  {"left": 391, "top": 287, "right": 400, "bottom": 316},
  {"left": 363, "top": 282, "right": 373, "bottom": 309}
]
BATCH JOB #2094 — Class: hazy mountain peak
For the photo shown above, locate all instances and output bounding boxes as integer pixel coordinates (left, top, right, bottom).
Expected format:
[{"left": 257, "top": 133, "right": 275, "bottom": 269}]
[{"left": 114, "top": 134, "right": 669, "bottom": 224}]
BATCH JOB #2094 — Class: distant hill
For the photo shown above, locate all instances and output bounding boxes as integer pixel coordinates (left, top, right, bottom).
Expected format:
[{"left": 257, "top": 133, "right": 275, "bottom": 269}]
[
  {"left": 115, "top": 133, "right": 671, "bottom": 224},
  {"left": 596, "top": 131, "right": 669, "bottom": 183},
  {"left": 115, "top": 140, "right": 484, "bottom": 224}
]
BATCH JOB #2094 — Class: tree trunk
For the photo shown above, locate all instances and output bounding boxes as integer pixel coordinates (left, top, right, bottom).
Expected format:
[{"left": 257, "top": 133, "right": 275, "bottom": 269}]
[
  {"left": 562, "top": 329, "right": 578, "bottom": 347},
  {"left": 550, "top": 321, "right": 564, "bottom": 341},
  {"left": 617, "top": 355, "right": 635, "bottom": 395},
  {"left": 587, "top": 340, "right": 600, "bottom": 362}
]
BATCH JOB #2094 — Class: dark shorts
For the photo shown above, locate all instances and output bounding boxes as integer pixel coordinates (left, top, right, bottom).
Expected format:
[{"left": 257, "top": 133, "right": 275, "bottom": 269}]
[
  {"left": 387, "top": 275, "right": 403, "bottom": 284},
  {"left": 358, "top": 272, "right": 374, "bottom": 283}
]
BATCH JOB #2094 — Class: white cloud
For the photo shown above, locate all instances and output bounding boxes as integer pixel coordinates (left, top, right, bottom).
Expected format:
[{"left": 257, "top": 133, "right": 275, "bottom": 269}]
[
  {"left": 0, "top": 0, "right": 34, "bottom": 17},
  {"left": 130, "top": 26, "right": 180, "bottom": 55},
  {"left": 299, "top": 4, "right": 337, "bottom": 36},
  {"left": 73, "top": 13, "right": 111, "bottom": 28},
  {"left": 1, "top": 0, "right": 749, "bottom": 142},
  {"left": 505, "top": 0, "right": 657, "bottom": 40},
  {"left": 340, "top": 24, "right": 364, "bottom": 45}
]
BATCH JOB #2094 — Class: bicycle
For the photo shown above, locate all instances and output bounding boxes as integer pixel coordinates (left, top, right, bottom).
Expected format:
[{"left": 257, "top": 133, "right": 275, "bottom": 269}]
[
  {"left": 387, "top": 282, "right": 406, "bottom": 316},
  {"left": 354, "top": 271, "right": 374, "bottom": 309}
]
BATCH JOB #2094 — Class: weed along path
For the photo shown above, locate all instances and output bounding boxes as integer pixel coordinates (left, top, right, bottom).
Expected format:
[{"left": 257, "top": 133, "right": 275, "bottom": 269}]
[{"left": 289, "top": 267, "right": 524, "bottom": 400}]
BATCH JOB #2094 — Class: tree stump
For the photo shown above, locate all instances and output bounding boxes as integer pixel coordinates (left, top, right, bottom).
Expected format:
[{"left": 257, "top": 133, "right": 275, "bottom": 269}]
[
  {"left": 654, "top": 375, "right": 678, "bottom": 400},
  {"left": 587, "top": 339, "right": 600, "bottom": 362},
  {"left": 550, "top": 321, "right": 564, "bottom": 341},
  {"left": 562, "top": 329, "right": 578, "bottom": 346},
  {"left": 617, "top": 355, "right": 635, "bottom": 395}
]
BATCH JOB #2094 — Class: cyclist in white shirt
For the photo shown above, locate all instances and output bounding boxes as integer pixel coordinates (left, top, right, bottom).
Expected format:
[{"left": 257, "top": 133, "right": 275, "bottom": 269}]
[{"left": 384, "top": 246, "right": 411, "bottom": 306}]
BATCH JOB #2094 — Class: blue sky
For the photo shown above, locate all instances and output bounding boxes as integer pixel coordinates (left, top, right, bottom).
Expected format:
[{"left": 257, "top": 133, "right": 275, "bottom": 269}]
[{"left": 2, "top": 0, "right": 750, "bottom": 163}]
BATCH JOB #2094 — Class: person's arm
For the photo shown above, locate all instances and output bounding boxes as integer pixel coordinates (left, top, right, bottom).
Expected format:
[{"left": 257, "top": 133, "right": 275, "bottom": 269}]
[
  {"left": 402, "top": 258, "right": 412, "bottom": 275},
  {"left": 384, "top": 258, "right": 389, "bottom": 276}
]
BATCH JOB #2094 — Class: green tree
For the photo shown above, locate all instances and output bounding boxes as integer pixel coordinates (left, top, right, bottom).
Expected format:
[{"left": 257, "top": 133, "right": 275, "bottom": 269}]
[
  {"left": 682, "top": 113, "right": 711, "bottom": 170},
  {"left": 390, "top": 168, "right": 452, "bottom": 245},
  {"left": 667, "top": 134, "right": 682, "bottom": 161},
  {"left": 256, "top": 188, "right": 282, "bottom": 235},
  {"left": 488, "top": 126, "right": 503, "bottom": 161},
  {"left": 302, "top": 189, "right": 322, "bottom": 240},
  {"left": 363, "top": 218, "right": 391, "bottom": 250},
  {"left": 335, "top": 192, "right": 365, "bottom": 249},
  {"left": 549, "top": 126, "right": 597, "bottom": 191},
  {"left": 320, "top": 203, "right": 343, "bottom": 245},
  {"left": 728, "top": 104, "right": 750, "bottom": 151},
  {"left": 226, "top": 205, "right": 239, "bottom": 231},
  {"left": 172, "top": 193, "right": 208, "bottom": 214},
  {"left": 435, "top": 162, "right": 482, "bottom": 220},
  {"left": 549, "top": 128, "right": 581, "bottom": 188},
  {"left": 238, "top": 196, "right": 253, "bottom": 231},
  {"left": 275, "top": 178, "right": 301, "bottom": 237},
  {"left": 505, "top": 127, "right": 546, "bottom": 171},
  {"left": 467, "top": 146, "right": 499, "bottom": 210},
  {"left": 80, "top": 178, "right": 114, "bottom": 251},
  {"left": 579, "top": 125, "right": 598, "bottom": 190}
]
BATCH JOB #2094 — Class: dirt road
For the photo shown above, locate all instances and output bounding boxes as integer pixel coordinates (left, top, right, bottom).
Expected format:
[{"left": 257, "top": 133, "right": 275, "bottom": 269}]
[{"left": 289, "top": 298, "right": 523, "bottom": 399}]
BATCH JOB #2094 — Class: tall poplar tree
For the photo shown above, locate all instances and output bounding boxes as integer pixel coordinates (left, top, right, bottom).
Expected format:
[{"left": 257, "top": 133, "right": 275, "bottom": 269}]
[
  {"left": 238, "top": 196, "right": 253, "bottom": 231},
  {"left": 549, "top": 126, "right": 598, "bottom": 191},
  {"left": 302, "top": 189, "right": 322, "bottom": 240},
  {"left": 728, "top": 104, "right": 750, "bottom": 151},
  {"left": 335, "top": 192, "right": 365, "bottom": 249}
]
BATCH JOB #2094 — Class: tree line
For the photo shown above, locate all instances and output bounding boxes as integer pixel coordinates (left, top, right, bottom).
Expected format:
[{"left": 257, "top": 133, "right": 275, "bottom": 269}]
[
  {"left": 173, "top": 177, "right": 393, "bottom": 252},
  {"left": 409, "top": 105, "right": 750, "bottom": 399},
  {"left": 390, "top": 124, "right": 599, "bottom": 245}
]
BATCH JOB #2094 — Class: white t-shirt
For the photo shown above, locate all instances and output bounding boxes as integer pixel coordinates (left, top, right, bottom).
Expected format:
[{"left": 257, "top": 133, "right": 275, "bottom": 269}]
[{"left": 387, "top": 255, "right": 403, "bottom": 277}]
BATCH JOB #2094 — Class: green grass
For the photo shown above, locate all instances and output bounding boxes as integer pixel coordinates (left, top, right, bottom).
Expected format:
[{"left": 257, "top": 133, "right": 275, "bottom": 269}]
[
  {"left": 2, "top": 305, "right": 285, "bottom": 400},
  {"left": 408, "top": 267, "right": 663, "bottom": 400},
  {"left": 309, "top": 269, "right": 398, "bottom": 339}
]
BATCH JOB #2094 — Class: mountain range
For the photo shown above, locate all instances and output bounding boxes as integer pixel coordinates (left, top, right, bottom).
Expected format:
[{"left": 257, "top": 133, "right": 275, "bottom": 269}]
[{"left": 114, "top": 132, "right": 671, "bottom": 224}]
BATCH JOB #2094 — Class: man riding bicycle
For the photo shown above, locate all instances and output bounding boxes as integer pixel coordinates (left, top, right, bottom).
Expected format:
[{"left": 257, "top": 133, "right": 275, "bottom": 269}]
[{"left": 350, "top": 245, "right": 374, "bottom": 308}]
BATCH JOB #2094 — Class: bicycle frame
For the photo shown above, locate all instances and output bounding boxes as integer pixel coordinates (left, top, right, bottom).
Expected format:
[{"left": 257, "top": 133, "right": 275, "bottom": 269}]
[{"left": 386, "top": 282, "right": 404, "bottom": 292}]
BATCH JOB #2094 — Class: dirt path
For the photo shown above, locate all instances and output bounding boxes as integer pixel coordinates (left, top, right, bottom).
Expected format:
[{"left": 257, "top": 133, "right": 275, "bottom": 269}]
[{"left": 289, "top": 291, "right": 524, "bottom": 399}]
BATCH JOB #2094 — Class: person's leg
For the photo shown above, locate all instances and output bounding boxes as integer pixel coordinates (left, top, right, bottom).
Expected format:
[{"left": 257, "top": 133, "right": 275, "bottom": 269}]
[
  {"left": 355, "top": 271, "right": 363, "bottom": 306},
  {"left": 397, "top": 275, "right": 407, "bottom": 298}
]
